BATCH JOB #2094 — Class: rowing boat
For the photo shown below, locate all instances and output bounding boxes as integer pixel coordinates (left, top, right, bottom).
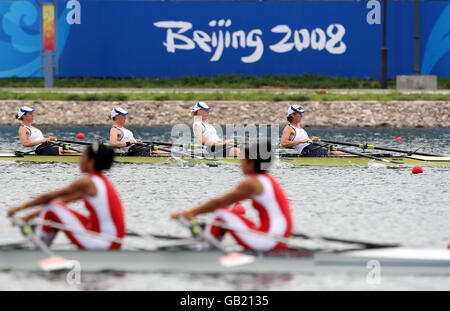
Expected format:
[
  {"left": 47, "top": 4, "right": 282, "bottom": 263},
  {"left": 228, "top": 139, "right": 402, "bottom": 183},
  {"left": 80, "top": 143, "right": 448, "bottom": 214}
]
[
  {"left": 0, "top": 243, "right": 449, "bottom": 274},
  {"left": 1, "top": 153, "right": 449, "bottom": 166}
]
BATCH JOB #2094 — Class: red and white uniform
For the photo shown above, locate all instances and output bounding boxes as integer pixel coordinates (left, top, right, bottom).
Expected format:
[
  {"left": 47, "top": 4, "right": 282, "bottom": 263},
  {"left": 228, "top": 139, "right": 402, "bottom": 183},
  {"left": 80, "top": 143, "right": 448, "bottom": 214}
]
[
  {"left": 35, "top": 172, "right": 125, "bottom": 249},
  {"left": 205, "top": 172, "right": 292, "bottom": 251}
]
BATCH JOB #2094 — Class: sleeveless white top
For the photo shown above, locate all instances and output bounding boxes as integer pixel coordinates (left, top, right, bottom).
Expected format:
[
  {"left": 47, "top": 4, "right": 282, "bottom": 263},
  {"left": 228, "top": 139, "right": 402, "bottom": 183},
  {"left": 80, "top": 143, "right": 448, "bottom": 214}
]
[
  {"left": 192, "top": 120, "right": 221, "bottom": 144},
  {"left": 289, "top": 124, "right": 310, "bottom": 153},
  {"left": 24, "top": 125, "right": 44, "bottom": 150},
  {"left": 113, "top": 126, "right": 135, "bottom": 153}
]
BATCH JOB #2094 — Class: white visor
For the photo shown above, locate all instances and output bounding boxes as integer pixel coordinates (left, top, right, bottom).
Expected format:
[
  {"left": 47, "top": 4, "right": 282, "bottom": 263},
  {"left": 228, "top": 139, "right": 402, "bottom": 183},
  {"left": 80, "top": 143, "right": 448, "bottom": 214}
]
[
  {"left": 190, "top": 102, "right": 212, "bottom": 112},
  {"left": 287, "top": 105, "right": 306, "bottom": 116},
  {"left": 17, "top": 106, "right": 34, "bottom": 119},
  {"left": 111, "top": 107, "right": 129, "bottom": 118}
]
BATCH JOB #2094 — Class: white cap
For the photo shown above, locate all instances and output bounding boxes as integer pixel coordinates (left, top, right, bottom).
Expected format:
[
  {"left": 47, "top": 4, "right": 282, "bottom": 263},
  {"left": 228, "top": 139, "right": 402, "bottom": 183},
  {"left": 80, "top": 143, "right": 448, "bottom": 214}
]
[
  {"left": 287, "top": 105, "right": 306, "bottom": 116},
  {"left": 190, "top": 102, "right": 212, "bottom": 112},
  {"left": 111, "top": 107, "right": 129, "bottom": 118},
  {"left": 17, "top": 106, "right": 34, "bottom": 119}
]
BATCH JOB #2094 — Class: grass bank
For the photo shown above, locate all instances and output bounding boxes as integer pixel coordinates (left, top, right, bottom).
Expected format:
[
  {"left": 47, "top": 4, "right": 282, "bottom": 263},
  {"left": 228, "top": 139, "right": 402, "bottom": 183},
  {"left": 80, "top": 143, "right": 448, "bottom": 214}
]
[
  {"left": 0, "top": 90, "right": 449, "bottom": 102},
  {"left": 1, "top": 75, "right": 449, "bottom": 89}
]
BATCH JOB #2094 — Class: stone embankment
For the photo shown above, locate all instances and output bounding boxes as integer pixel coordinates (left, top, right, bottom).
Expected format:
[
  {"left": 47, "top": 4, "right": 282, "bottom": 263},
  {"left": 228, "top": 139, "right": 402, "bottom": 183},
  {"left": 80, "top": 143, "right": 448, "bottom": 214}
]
[{"left": 0, "top": 100, "right": 448, "bottom": 127}]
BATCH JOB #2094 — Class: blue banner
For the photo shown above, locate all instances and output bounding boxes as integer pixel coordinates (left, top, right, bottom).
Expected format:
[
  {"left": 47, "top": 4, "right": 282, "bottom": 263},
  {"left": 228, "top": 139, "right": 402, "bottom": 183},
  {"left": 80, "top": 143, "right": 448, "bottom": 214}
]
[{"left": 0, "top": 0, "right": 449, "bottom": 78}]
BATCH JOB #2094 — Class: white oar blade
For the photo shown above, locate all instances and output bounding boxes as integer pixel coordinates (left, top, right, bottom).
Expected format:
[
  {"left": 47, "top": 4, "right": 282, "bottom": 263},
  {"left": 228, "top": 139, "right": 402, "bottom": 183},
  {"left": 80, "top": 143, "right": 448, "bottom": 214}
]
[
  {"left": 219, "top": 252, "right": 256, "bottom": 267},
  {"left": 39, "top": 256, "right": 73, "bottom": 272}
]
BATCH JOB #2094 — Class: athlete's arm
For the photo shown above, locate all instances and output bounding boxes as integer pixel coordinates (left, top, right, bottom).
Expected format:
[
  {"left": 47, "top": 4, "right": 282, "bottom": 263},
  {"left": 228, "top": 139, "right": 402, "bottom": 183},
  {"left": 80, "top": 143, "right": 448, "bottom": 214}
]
[
  {"left": 171, "top": 176, "right": 263, "bottom": 219},
  {"left": 18, "top": 126, "right": 46, "bottom": 147},
  {"left": 193, "top": 124, "right": 210, "bottom": 146},
  {"left": 280, "top": 126, "right": 311, "bottom": 147},
  {"left": 109, "top": 127, "right": 135, "bottom": 148},
  {"left": 8, "top": 177, "right": 96, "bottom": 216}
]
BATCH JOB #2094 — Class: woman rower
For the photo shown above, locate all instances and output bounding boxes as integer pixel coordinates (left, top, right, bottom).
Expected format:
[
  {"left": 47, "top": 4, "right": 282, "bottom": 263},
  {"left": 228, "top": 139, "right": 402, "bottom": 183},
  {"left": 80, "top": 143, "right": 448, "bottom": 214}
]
[
  {"left": 171, "top": 141, "right": 292, "bottom": 251},
  {"left": 191, "top": 102, "right": 239, "bottom": 157},
  {"left": 17, "top": 106, "right": 78, "bottom": 155},
  {"left": 8, "top": 143, "right": 125, "bottom": 250},
  {"left": 109, "top": 107, "right": 168, "bottom": 156},
  {"left": 280, "top": 105, "right": 328, "bottom": 157}
]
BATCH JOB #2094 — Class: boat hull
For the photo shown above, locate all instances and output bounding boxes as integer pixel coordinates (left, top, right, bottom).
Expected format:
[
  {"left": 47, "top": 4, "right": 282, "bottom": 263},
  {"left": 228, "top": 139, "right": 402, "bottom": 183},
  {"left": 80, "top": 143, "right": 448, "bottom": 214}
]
[
  {"left": 0, "top": 247, "right": 449, "bottom": 275},
  {"left": 0, "top": 154, "right": 449, "bottom": 166}
]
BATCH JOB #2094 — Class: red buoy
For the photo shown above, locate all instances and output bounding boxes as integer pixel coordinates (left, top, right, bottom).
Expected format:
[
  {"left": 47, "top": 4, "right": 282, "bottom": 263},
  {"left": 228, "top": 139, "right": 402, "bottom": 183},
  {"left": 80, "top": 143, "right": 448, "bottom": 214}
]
[
  {"left": 447, "top": 243, "right": 450, "bottom": 250},
  {"left": 412, "top": 166, "right": 423, "bottom": 174},
  {"left": 76, "top": 133, "right": 85, "bottom": 139},
  {"left": 395, "top": 137, "right": 403, "bottom": 142},
  {"left": 315, "top": 89, "right": 327, "bottom": 94},
  {"left": 231, "top": 203, "right": 246, "bottom": 215}
]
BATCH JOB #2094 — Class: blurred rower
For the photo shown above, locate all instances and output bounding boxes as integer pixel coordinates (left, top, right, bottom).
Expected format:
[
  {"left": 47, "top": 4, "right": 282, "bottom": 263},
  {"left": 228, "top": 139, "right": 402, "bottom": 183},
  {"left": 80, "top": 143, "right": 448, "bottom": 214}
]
[
  {"left": 172, "top": 141, "right": 292, "bottom": 251},
  {"left": 8, "top": 143, "right": 125, "bottom": 250},
  {"left": 17, "top": 106, "right": 79, "bottom": 155},
  {"left": 191, "top": 102, "right": 239, "bottom": 157}
]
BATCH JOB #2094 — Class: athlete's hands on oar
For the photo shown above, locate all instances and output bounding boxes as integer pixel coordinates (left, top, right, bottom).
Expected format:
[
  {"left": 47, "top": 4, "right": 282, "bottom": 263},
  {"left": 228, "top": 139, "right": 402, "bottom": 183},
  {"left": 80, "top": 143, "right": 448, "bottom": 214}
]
[
  {"left": 41, "top": 136, "right": 57, "bottom": 143},
  {"left": 171, "top": 208, "right": 196, "bottom": 220},
  {"left": 223, "top": 139, "right": 235, "bottom": 146},
  {"left": 128, "top": 139, "right": 142, "bottom": 144},
  {"left": 7, "top": 202, "right": 27, "bottom": 217},
  {"left": 310, "top": 136, "right": 320, "bottom": 142}
]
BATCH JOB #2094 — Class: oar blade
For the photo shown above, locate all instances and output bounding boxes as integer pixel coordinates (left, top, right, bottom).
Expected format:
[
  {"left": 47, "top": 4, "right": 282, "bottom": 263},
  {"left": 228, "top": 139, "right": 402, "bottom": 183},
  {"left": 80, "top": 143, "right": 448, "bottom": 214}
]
[
  {"left": 219, "top": 252, "right": 256, "bottom": 267},
  {"left": 39, "top": 256, "right": 74, "bottom": 272}
]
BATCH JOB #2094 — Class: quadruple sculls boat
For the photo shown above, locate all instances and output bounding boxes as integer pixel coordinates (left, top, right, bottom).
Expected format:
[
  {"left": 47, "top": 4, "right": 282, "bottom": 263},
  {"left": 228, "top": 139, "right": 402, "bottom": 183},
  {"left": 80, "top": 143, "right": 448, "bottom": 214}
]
[
  {"left": 2, "top": 216, "right": 450, "bottom": 275},
  {"left": 0, "top": 137, "right": 449, "bottom": 167}
]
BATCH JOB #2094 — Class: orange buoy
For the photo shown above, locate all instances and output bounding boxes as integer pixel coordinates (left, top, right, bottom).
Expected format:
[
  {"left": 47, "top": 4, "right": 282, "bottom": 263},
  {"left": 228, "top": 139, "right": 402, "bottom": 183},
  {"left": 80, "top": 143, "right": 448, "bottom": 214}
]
[
  {"left": 412, "top": 166, "right": 423, "bottom": 174},
  {"left": 395, "top": 137, "right": 403, "bottom": 142},
  {"left": 76, "top": 133, "right": 85, "bottom": 139}
]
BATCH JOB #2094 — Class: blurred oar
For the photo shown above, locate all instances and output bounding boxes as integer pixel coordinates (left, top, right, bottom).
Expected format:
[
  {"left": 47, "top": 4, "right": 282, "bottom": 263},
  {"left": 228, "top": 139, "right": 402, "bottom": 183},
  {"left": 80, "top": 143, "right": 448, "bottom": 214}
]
[
  {"left": 10, "top": 216, "right": 76, "bottom": 271},
  {"left": 176, "top": 217, "right": 256, "bottom": 267},
  {"left": 318, "top": 139, "right": 444, "bottom": 157},
  {"left": 292, "top": 232, "right": 399, "bottom": 249},
  {"left": 126, "top": 230, "right": 185, "bottom": 240}
]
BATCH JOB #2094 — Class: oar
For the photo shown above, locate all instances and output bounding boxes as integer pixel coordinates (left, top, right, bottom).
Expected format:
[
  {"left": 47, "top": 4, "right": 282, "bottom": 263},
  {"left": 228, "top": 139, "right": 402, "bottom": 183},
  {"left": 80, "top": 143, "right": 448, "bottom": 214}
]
[
  {"left": 15, "top": 141, "right": 63, "bottom": 156},
  {"left": 142, "top": 141, "right": 204, "bottom": 149},
  {"left": 175, "top": 217, "right": 256, "bottom": 267},
  {"left": 311, "top": 142, "right": 404, "bottom": 165},
  {"left": 31, "top": 219, "right": 195, "bottom": 250},
  {"left": 10, "top": 216, "right": 76, "bottom": 271},
  {"left": 291, "top": 232, "right": 399, "bottom": 249},
  {"left": 199, "top": 219, "right": 307, "bottom": 249},
  {"left": 126, "top": 229, "right": 186, "bottom": 240},
  {"left": 56, "top": 139, "right": 93, "bottom": 146},
  {"left": 154, "top": 145, "right": 221, "bottom": 162},
  {"left": 200, "top": 220, "right": 398, "bottom": 250},
  {"left": 318, "top": 139, "right": 444, "bottom": 157}
]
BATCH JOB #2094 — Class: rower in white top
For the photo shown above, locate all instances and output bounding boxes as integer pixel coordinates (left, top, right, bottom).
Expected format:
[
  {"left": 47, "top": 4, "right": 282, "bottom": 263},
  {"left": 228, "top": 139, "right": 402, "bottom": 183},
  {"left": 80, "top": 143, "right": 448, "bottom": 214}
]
[
  {"left": 281, "top": 105, "right": 336, "bottom": 157},
  {"left": 191, "top": 102, "right": 239, "bottom": 157},
  {"left": 109, "top": 107, "right": 168, "bottom": 156},
  {"left": 16, "top": 106, "right": 79, "bottom": 155}
]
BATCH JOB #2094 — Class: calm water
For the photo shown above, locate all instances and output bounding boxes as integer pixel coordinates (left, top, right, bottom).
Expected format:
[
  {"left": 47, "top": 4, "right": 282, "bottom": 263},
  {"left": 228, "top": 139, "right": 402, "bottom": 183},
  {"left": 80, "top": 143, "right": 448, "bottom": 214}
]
[{"left": 0, "top": 126, "right": 449, "bottom": 290}]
